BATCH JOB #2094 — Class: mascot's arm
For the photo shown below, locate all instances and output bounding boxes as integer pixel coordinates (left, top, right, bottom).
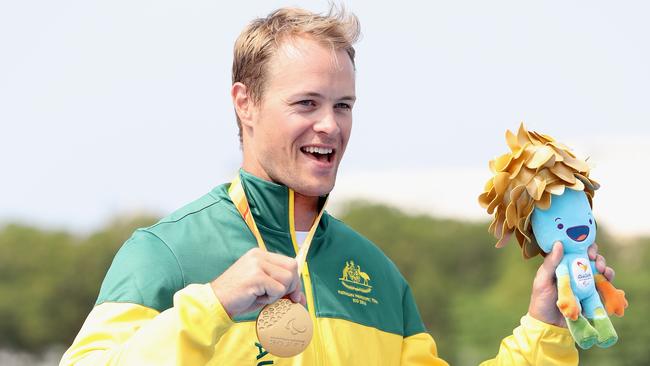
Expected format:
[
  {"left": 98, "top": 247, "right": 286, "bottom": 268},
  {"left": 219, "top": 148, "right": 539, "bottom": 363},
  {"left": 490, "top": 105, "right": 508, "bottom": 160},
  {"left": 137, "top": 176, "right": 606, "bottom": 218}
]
[
  {"left": 591, "top": 261, "right": 628, "bottom": 317},
  {"left": 555, "top": 264, "right": 580, "bottom": 320}
]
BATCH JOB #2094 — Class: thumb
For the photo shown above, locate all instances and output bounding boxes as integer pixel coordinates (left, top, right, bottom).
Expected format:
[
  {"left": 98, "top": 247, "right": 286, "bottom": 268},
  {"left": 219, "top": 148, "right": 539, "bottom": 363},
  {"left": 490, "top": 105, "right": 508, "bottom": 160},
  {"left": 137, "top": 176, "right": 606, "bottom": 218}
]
[
  {"left": 538, "top": 241, "right": 563, "bottom": 281},
  {"left": 289, "top": 290, "right": 306, "bottom": 306}
]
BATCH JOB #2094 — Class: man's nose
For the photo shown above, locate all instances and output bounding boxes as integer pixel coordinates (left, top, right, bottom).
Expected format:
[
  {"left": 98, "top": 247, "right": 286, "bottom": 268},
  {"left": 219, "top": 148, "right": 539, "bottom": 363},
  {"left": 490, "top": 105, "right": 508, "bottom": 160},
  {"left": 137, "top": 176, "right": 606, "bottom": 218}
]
[{"left": 313, "top": 108, "right": 340, "bottom": 135}]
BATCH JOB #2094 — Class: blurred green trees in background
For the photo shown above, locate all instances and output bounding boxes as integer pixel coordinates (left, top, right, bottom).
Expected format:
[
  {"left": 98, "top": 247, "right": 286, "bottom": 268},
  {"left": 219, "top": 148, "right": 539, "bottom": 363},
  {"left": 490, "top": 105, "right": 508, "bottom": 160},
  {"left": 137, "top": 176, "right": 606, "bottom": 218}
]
[
  {"left": 0, "top": 202, "right": 647, "bottom": 365},
  {"left": 0, "top": 216, "right": 158, "bottom": 353}
]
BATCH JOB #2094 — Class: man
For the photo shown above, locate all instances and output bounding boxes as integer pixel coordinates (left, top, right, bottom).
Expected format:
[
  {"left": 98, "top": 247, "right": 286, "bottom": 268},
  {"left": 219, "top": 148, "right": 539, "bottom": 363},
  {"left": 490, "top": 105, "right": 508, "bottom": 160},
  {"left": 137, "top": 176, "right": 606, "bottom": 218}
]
[{"left": 61, "top": 7, "right": 615, "bottom": 365}]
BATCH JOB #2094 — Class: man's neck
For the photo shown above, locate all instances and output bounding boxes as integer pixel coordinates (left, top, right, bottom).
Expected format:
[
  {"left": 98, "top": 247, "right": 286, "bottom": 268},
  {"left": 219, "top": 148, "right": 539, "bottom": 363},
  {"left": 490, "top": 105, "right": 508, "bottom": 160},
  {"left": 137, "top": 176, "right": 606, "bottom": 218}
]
[{"left": 293, "top": 192, "right": 319, "bottom": 231}]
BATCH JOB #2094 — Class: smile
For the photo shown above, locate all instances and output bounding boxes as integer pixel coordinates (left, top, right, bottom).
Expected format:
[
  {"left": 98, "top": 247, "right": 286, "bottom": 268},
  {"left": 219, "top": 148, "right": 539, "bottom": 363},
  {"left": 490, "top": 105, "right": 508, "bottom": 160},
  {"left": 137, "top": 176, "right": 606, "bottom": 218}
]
[
  {"left": 301, "top": 145, "right": 335, "bottom": 164},
  {"left": 566, "top": 225, "right": 590, "bottom": 242}
]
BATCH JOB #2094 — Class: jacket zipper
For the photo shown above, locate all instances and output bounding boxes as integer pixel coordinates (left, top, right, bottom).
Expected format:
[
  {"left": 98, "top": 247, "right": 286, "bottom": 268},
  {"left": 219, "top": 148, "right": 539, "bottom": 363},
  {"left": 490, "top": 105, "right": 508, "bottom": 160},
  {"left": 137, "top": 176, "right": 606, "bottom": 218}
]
[
  {"left": 288, "top": 191, "right": 323, "bottom": 365},
  {"left": 298, "top": 262, "right": 323, "bottom": 365}
]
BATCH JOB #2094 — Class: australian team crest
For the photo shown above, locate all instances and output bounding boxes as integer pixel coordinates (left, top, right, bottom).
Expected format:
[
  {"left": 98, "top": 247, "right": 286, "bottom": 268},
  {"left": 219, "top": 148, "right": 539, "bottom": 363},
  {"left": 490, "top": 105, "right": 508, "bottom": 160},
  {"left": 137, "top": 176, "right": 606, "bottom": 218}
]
[{"left": 339, "top": 260, "right": 372, "bottom": 293}]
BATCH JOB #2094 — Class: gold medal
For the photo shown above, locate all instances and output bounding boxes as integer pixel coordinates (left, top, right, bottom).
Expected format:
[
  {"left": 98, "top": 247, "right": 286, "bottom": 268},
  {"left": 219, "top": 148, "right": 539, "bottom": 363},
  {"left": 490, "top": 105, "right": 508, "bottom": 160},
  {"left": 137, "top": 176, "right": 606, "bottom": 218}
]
[{"left": 256, "top": 298, "right": 313, "bottom": 357}]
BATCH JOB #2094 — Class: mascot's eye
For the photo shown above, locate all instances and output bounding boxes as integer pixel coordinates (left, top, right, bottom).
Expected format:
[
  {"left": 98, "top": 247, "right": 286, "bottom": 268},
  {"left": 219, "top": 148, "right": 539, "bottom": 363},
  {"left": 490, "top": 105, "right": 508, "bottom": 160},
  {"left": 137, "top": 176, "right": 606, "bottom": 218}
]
[
  {"left": 557, "top": 223, "right": 564, "bottom": 230},
  {"left": 589, "top": 219, "right": 593, "bottom": 224}
]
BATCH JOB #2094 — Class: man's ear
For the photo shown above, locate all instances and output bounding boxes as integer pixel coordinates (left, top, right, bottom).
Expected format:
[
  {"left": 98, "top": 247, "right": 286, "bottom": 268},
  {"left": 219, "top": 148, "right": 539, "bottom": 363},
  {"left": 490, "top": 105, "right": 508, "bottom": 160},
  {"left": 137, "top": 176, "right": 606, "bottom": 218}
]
[{"left": 231, "top": 82, "right": 255, "bottom": 128}]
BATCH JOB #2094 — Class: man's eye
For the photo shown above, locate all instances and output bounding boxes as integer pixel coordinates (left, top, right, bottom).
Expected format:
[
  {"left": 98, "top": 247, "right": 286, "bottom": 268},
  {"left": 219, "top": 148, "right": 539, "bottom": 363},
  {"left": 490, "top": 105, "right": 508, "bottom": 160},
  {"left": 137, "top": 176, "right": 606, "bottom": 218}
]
[
  {"left": 335, "top": 102, "right": 351, "bottom": 110},
  {"left": 297, "top": 100, "right": 316, "bottom": 107}
]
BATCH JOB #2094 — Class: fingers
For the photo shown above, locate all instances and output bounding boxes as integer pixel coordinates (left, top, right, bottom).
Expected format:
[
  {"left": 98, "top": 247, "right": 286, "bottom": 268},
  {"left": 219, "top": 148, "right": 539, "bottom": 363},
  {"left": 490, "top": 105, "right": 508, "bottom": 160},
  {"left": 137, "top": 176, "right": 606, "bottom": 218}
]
[
  {"left": 258, "top": 251, "right": 304, "bottom": 305},
  {"left": 603, "top": 266, "right": 615, "bottom": 282},
  {"left": 211, "top": 248, "right": 305, "bottom": 317},
  {"left": 244, "top": 248, "right": 299, "bottom": 274},
  {"left": 247, "top": 248, "right": 303, "bottom": 302},
  {"left": 528, "top": 242, "right": 567, "bottom": 327},
  {"left": 587, "top": 242, "right": 606, "bottom": 273},
  {"left": 262, "top": 250, "right": 300, "bottom": 273},
  {"left": 587, "top": 243, "right": 615, "bottom": 281},
  {"left": 588, "top": 243, "right": 598, "bottom": 260},
  {"left": 254, "top": 276, "right": 290, "bottom": 304},
  {"left": 255, "top": 269, "right": 305, "bottom": 306},
  {"left": 595, "top": 254, "right": 606, "bottom": 274},
  {"left": 289, "top": 289, "right": 306, "bottom": 306},
  {"left": 255, "top": 249, "right": 304, "bottom": 300},
  {"left": 260, "top": 260, "right": 301, "bottom": 295},
  {"left": 537, "top": 241, "right": 564, "bottom": 281}
]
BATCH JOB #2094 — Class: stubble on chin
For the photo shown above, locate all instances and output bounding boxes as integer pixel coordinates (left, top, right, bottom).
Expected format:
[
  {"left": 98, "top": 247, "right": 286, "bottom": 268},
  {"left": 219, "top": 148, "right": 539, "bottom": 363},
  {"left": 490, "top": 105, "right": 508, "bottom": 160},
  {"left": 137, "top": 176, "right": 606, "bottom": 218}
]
[{"left": 298, "top": 172, "right": 338, "bottom": 197}]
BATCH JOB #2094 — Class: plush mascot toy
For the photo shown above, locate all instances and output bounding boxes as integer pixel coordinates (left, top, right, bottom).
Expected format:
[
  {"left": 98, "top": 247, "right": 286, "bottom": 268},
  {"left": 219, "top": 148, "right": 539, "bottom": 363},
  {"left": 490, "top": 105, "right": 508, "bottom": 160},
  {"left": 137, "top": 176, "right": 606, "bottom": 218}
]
[{"left": 478, "top": 123, "right": 628, "bottom": 349}]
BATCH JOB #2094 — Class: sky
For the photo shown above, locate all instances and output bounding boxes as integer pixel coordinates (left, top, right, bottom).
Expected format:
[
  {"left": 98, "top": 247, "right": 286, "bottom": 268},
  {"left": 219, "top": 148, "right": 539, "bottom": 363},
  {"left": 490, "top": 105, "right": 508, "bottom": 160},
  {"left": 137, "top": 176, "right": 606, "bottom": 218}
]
[{"left": 1, "top": 0, "right": 649, "bottom": 237}]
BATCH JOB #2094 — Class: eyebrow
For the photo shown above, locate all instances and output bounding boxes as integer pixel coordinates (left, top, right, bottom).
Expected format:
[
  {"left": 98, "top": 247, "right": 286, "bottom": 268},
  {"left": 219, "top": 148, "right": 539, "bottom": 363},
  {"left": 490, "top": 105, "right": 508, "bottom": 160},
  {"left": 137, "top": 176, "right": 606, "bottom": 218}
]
[
  {"left": 554, "top": 218, "right": 562, "bottom": 221},
  {"left": 292, "top": 92, "right": 356, "bottom": 102}
]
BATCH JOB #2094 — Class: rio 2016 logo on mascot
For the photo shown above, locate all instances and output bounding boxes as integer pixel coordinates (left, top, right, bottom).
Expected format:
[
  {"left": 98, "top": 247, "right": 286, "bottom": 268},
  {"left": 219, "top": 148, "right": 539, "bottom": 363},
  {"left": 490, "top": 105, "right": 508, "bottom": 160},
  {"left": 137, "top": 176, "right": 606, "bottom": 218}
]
[{"left": 478, "top": 123, "right": 628, "bottom": 349}]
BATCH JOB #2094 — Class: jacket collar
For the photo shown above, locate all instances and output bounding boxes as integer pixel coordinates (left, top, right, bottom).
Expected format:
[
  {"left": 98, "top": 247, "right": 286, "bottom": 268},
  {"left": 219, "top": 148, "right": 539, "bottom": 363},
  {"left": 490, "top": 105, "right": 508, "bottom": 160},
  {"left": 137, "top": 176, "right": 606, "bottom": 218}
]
[{"left": 236, "top": 169, "right": 329, "bottom": 235}]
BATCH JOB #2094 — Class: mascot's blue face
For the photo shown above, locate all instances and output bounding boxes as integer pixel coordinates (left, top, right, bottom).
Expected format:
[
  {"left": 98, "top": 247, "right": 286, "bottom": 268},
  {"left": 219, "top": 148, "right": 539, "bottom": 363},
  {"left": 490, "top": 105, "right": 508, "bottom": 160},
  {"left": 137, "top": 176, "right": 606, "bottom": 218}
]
[{"left": 531, "top": 188, "right": 596, "bottom": 254}]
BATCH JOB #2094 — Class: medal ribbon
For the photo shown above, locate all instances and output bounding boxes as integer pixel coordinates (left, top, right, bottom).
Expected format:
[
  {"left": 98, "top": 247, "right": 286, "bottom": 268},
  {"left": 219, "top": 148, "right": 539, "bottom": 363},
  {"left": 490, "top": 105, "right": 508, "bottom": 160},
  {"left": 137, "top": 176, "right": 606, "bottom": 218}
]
[{"left": 228, "top": 174, "right": 327, "bottom": 273}]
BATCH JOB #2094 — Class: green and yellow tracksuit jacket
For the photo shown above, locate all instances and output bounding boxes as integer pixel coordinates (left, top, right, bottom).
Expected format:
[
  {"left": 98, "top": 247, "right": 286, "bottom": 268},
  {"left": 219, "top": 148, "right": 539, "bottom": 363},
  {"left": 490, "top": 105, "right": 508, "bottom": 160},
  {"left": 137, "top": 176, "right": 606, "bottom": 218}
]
[{"left": 61, "top": 171, "right": 578, "bottom": 365}]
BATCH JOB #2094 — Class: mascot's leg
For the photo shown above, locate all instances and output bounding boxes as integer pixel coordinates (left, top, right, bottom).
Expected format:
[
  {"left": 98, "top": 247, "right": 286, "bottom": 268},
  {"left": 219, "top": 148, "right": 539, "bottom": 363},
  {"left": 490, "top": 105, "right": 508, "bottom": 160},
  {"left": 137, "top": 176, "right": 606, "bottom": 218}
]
[
  {"left": 583, "top": 292, "right": 618, "bottom": 348},
  {"left": 566, "top": 296, "right": 598, "bottom": 350}
]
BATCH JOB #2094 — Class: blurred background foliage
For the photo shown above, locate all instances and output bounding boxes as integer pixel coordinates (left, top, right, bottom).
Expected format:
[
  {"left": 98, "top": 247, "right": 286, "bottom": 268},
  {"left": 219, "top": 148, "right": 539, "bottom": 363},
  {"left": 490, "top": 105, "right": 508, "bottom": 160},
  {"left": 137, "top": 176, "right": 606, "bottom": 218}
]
[{"left": 0, "top": 202, "right": 647, "bottom": 365}]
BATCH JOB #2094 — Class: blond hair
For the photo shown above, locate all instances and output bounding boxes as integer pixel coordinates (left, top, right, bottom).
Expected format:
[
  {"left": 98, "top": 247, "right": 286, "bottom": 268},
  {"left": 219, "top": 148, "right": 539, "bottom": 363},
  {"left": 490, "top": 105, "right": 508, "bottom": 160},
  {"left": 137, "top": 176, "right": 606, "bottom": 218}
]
[
  {"left": 478, "top": 124, "right": 600, "bottom": 259},
  {"left": 232, "top": 6, "right": 361, "bottom": 141}
]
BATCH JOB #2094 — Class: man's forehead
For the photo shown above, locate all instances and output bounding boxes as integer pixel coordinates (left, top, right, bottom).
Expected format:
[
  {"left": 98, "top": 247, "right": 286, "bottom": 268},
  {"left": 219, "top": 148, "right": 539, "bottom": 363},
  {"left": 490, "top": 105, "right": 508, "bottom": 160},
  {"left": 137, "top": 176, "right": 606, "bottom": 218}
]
[
  {"left": 259, "top": 36, "right": 355, "bottom": 101},
  {"left": 270, "top": 36, "right": 352, "bottom": 73}
]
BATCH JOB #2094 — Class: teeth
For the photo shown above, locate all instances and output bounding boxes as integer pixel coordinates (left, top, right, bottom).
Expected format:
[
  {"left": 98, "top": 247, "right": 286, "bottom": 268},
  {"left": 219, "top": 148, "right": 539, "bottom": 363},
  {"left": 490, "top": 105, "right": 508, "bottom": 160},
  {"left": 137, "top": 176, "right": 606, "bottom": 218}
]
[{"left": 303, "top": 146, "right": 333, "bottom": 154}]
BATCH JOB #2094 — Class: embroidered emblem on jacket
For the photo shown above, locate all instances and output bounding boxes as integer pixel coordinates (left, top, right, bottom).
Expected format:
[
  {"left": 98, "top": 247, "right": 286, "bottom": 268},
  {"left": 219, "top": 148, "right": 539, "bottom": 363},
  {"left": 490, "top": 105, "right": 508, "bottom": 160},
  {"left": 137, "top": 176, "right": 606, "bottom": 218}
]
[
  {"left": 339, "top": 260, "right": 373, "bottom": 293},
  {"left": 337, "top": 260, "right": 379, "bottom": 306}
]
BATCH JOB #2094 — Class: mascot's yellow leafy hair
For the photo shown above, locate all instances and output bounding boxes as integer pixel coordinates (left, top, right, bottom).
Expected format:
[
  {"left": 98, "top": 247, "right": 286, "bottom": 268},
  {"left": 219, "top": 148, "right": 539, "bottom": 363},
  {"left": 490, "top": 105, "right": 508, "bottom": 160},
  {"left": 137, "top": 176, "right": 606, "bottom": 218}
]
[
  {"left": 479, "top": 123, "right": 628, "bottom": 350},
  {"left": 478, "top": 123, "right": 599, "bottom": 258}
]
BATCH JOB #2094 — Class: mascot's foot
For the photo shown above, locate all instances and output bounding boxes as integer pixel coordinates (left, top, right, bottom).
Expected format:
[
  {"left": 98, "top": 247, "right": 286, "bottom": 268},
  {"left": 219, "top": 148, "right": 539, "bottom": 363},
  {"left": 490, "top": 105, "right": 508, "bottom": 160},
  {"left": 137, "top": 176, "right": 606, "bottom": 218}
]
[
  {"left": 592, "top": 312, "right": 618, "bottom": 348},
  {"left": 567, "top": 315, "right": 598, "bottom": 349}
]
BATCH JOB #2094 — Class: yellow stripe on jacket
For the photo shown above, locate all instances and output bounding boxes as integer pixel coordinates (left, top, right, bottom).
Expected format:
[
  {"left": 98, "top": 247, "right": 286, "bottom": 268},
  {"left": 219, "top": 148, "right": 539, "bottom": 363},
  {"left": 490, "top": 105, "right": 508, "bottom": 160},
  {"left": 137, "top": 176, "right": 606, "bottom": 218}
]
[
  {"left": 62, "top": 283, "right": 576, "bottom": 366},
  {"left": 60, "top": 284, "right": 232, "bottom": 366},
  {"left": 480, "top": 314, "right": 578, "bottom": 366}
]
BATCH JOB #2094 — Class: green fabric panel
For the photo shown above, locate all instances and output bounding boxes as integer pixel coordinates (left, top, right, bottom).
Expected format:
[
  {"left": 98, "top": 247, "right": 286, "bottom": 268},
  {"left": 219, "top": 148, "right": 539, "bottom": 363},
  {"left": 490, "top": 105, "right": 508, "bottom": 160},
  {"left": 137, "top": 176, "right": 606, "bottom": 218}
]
[
  {"left": 149, "top": 194, "right": 256, "bottom": 286},
  {"left": 308, "top": 217, "right": 410, "bottom": 336},
  {"left": 402, "top": 282, "right": 427, "bottom": 337},
  {"left": 96, "top": 229, "right": 184, "bottom": 312}
]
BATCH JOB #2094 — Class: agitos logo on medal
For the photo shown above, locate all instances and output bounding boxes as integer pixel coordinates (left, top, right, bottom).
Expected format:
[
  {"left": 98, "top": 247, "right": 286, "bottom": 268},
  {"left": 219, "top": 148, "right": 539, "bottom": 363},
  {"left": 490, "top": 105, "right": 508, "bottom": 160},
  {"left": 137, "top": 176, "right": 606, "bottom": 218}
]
[{"left": 339, "top": 260, "right": 372, "bottom": 293}]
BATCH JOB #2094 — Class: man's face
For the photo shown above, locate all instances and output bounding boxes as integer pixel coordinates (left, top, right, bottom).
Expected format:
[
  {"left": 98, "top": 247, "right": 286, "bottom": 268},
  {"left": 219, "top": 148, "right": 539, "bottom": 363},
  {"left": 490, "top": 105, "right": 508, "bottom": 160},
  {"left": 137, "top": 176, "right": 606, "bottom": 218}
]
[{"left": 242, "top": 37, "right": 355, "bottom": 197}]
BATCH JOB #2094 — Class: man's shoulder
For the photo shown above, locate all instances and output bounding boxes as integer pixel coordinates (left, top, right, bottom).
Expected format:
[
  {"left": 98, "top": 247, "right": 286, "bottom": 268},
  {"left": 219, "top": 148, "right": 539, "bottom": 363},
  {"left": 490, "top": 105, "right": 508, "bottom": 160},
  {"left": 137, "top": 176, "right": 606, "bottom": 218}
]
[
  {"left": 327, "top": 214, "right": 376, "bottom": 245},
  {"left": 96, "top": 183, "right": 240, "bottom": 311},
  {"left": 139, "top": 183, "right": 241, "bottom": 244},
  {"left": 147, "top": 183, "right": 230, "bottom": 231},
  {"left": 137, "top": 182, "right": 249, "bottom": 273}
]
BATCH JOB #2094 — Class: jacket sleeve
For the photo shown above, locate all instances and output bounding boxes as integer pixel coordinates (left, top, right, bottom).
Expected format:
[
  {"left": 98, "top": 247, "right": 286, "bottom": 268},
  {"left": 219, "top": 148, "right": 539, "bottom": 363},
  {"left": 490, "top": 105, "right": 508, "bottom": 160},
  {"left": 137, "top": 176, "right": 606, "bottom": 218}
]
[
  {"left": 60, "top": 229, "right": 233, "bottom": 365},
  {"left": 400, "top": 284, "right": 450, "bottom": 365},
  {"left": 60, "top": 284, "right": 233, "bottom": 365},
  {"left": 480, "top": 314, "right": 579, "bottom": 366},
  {"left": 400, "top": 332, "right": 450, "bottom": 365}
]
